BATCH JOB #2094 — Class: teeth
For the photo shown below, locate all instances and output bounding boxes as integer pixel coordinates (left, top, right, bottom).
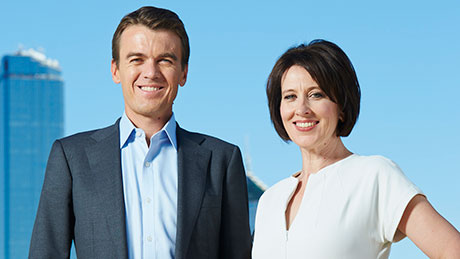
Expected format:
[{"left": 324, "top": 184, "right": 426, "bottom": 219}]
[
  {"left": 140, "top": 86, "right": 160, "bottom": 91},
  {"left": 296, "top": 122, "right": 316, "bottom": 128}
]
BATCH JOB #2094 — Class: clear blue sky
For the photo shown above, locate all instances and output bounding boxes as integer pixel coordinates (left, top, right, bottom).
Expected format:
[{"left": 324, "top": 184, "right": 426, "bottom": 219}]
[{"left": 2, "top": 0, "right": 459, "bottom": 257}]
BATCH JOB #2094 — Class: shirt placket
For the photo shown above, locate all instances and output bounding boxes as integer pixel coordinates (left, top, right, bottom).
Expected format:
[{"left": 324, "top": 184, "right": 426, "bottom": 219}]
[{"left": 142, "top": 134, "right": 157, "bottom": 258}]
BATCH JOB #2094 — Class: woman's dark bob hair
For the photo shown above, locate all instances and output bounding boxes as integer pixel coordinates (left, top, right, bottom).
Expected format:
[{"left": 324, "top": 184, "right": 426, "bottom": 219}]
[{"left": 267, "top": 39, "right": 361, "bottom": 141}]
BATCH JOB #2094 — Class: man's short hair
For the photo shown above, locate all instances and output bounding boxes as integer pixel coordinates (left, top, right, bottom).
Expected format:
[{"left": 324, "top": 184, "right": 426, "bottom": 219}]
[
  {"left": 266, "top": 39, "right": 361, "bottom": 141},
  {"left": 112, "top": 6, "right": 190, "bottom": 68}
]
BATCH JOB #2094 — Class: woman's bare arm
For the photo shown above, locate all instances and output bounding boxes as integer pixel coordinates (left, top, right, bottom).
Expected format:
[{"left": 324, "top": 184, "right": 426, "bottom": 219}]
[{"left": 398, "top": 194, "right": 460, "bottom": 258}]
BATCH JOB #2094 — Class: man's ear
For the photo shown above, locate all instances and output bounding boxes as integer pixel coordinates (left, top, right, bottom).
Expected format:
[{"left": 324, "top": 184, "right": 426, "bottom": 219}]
[
  {"left": 179, "top": 64, "right": 188, "bottom": 87},
  {"left": 111, "top": 59, "right": 121, "bottom": 84}
]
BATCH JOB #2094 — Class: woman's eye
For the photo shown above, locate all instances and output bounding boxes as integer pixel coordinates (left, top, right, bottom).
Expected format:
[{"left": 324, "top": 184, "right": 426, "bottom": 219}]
[
  {"left": 283, "top": 94, "right": 296, "bottom": 100},
  {"left": 310, "top": 92, "right": 324, "bottom": 98}
]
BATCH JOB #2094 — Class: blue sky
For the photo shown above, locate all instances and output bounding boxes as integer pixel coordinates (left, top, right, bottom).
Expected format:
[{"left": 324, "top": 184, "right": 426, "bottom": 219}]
[{"left": 2, "top": 0, "right": 459, "bottom": 257}]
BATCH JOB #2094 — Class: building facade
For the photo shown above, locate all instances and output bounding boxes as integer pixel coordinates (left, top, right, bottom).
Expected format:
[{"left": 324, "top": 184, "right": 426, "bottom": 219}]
[
  {"left": 0, "top": 49, "right": 64, "bottom": 258},
  {"left": 246, "top": 171, "right": 266, "bottom": 233}
]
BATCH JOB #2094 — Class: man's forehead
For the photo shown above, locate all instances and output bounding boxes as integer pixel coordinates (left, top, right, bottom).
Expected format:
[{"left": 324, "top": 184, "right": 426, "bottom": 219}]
[
  {"left": 119, "top": 25, "right": 182, "bottom": 52},
  {"left": 120, "top": 25, "right": 180, "bottom": 41}
]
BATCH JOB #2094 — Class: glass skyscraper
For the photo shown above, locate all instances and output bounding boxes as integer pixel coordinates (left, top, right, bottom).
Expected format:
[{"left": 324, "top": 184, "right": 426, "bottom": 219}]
[
  {"left": 244, "top": 153, "right": 266, "bottom": 233},
  {"left": 247, "top": 171, "right": 266, "bottom": 232},
  {"left": 0, "top": 49, "right": 64, "bottom": 258}
]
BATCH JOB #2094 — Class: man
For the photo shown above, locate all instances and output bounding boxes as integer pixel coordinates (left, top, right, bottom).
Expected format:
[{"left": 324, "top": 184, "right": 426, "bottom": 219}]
[{"left": 29, "top": 6, "right": 252, "bottom": 259}]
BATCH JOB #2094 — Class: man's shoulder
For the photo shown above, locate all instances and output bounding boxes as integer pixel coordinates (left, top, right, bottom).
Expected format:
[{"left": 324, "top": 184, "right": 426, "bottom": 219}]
[
  {"left": 177, "top": 127, "right": 237, "bottom": 151},
  {"left": 58, "top": 119, "right": 119, "bottom": 147}
]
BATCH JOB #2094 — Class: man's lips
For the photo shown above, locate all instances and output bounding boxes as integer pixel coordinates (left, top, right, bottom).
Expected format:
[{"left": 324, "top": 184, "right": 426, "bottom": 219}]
[{"left": 137, "top": 85, "right": 164, "bottom": 92}]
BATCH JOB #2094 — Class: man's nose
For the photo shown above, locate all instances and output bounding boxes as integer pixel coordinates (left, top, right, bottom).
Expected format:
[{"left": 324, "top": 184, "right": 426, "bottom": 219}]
[{"left": 143, "top": 60, "right": 160, "bottom": 79}]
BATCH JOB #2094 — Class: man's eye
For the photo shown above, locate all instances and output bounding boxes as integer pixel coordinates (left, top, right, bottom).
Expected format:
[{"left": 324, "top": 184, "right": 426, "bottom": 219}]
[
  {"left": 159, "top": 59, "right": 173, "bottom": 64},
  {"left": 130, "top": 58, "right": 142, "bottom": 63}
]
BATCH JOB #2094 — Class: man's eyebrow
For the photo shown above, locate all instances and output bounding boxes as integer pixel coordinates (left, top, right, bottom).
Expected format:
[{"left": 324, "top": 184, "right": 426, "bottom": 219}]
[
  {"left": 158, "top": 53, "right": 178, "bottom": 61},
  {"left": 124, "top": 52, "right": 178, "bottom": 61},
  {"left": 125, "top": 52, "right": 146, "bottom": 59}
]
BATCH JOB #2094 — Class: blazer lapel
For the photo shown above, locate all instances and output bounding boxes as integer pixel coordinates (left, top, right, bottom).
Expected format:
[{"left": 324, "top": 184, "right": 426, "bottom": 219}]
[
  {"left": 86, "top": 120, "right": 128, "bottom": 258},
  {"left": 175, "top": 126, "right": 211, "bottom": 259}
]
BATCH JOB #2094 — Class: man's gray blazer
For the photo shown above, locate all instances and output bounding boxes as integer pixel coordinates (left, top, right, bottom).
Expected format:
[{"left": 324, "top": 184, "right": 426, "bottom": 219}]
[{"left": 29, "top": 119, "right": 252, "bottom": 258}]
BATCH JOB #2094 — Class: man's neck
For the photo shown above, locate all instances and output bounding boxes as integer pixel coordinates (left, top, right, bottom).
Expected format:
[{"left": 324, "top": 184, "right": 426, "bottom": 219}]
[{"left": 126, "top": 111, "right": 172, "bottom": 146}]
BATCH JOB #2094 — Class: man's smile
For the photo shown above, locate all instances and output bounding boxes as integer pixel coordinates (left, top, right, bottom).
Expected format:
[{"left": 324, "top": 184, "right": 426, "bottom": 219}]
[{"left": 138, "top": 85, "right": 163, "bottom": 92}]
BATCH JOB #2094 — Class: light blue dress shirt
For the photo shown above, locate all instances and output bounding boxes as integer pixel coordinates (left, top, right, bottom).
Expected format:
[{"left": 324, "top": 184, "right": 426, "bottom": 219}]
[{"left": 120, "top": 113, "right": 178, "bottom": 259}]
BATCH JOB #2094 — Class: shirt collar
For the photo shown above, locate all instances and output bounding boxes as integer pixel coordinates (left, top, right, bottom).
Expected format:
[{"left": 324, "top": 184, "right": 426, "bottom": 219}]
[
  {"left": 120, "top": 112, "right": 135, "bottom": 149},
  {"left": 162, "top": 114, "right": 177, "bottom": 150},
  {"left": 119, "top": 112, "right": 178, "bottom": 150}
]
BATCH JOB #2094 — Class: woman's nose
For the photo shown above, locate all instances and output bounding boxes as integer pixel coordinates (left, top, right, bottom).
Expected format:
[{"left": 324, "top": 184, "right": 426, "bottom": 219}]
[{"left": 295, "top": 100, "right": 311, "bottom": 116}]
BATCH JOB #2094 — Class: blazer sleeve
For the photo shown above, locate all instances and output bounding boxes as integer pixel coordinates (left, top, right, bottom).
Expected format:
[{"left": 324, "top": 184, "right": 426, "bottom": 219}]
[
  {"left": 219, "top": 146, "right": 252, "bottom": 259},
  {"left": 29, "top": 140, "right": 74, "bottom": 259}
]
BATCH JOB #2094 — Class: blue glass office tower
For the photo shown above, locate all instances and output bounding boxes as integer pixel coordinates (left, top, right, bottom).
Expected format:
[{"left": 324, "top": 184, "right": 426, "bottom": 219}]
[
  {"left": 246, "top": 171, "right": 266, "bottom": 232},
  {"left": 0, "top": 49, "right": 64, "bottom": 258},
  {"left": 244, "top": 153, "right": 266, "bottom": 233}
]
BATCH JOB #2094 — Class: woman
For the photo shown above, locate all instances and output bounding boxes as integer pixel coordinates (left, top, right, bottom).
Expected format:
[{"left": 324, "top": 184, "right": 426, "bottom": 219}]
[{"left": 252, "top": 40, "right": 460, "bottom": 258}]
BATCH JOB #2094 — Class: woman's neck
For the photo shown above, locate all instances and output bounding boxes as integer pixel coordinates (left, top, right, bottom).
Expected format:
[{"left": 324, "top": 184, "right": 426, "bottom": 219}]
[{"left": 299, "top": 137, "right": 352, "bottom": 176}]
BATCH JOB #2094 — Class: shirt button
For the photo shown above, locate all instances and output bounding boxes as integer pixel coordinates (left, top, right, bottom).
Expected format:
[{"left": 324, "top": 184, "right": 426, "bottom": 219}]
[
  {"left": 146, "top": 197, "right": 151, "bottom": 204},
  {"left": 144, "top": 161, "right": 150, "bottom": 167},
  {"left": 136, "top": 131, "right": 142, "bottom": 137},
  {"left": 147, "top": 236, "right": 152, "bottom": 242}
]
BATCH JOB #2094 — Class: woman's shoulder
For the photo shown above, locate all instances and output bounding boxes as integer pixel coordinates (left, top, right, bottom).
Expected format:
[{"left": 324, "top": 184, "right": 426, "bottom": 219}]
[
  {"left": 342, "top": 154, "right": 407, "bottom": 184},
  {"left": 347, "top": 154, "right": 401, "bottom": 172}
]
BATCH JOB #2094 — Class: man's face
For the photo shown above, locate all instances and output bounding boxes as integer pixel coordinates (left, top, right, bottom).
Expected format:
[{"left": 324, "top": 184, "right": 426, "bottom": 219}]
[{"left": 111, "top": 25, "right": 188, "bottom": 123}]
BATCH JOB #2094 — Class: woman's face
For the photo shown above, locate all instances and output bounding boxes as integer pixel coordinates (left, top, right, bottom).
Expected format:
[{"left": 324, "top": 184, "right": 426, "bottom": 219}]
[{"left": 280, "top": 65, "right": 341, "bottom": 151}]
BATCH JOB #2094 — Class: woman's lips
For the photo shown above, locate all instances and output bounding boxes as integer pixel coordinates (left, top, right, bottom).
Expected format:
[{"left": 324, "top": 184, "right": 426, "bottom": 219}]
[{"left": 294, "top": 121, "right": 319, "bottom": 131}]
